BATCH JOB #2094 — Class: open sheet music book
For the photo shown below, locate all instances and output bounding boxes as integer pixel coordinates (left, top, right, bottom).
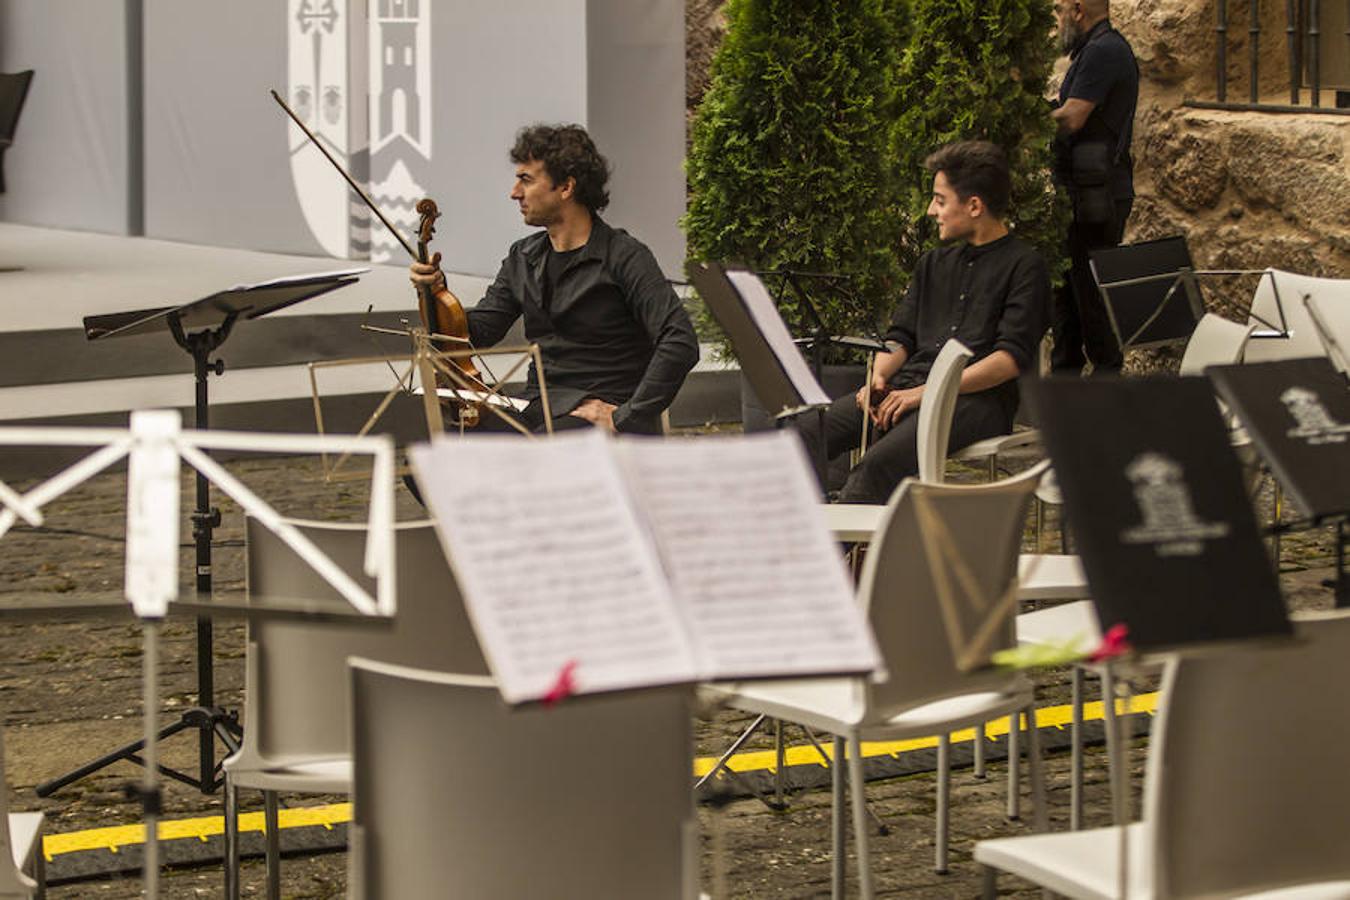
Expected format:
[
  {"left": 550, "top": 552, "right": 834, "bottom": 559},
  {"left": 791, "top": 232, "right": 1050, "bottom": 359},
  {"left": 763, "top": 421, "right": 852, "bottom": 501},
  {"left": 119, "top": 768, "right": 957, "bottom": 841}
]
[{"left": 409, "top": 430, "right": 881, "bottom": 704}]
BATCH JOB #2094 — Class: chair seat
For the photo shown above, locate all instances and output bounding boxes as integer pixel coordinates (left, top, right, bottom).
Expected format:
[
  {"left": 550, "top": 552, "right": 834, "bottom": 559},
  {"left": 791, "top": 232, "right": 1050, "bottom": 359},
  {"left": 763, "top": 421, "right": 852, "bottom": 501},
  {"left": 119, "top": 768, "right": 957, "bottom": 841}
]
[
  {"left": 1017, "top": 553, "right": 1088, "bottom": 602},
  {"left": 1016, "top": 599, "right": 1101, "bottom": 648},
  {"left": 976, "top": 822, "right": 1153, "bottom": 900},
  {"left": 8, "top": 811, "right": 42, "bottom": 870},
  {"left": 707, "top": 678, "right": 1031, "bottom": 742},
  {"left": 224, "top": 755, "right": 352, "bottom": 794}
]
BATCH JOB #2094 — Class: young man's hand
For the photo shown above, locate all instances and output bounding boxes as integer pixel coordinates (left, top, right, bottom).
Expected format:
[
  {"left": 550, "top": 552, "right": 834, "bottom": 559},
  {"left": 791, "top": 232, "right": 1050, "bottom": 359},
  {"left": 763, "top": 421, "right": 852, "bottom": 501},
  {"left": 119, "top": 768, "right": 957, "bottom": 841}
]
[
  {"left": 569, "top": 398, "right": 617, "bottom": 432},
  {"left": 871, "top": 385, "right": 924, "bottom": 431}
]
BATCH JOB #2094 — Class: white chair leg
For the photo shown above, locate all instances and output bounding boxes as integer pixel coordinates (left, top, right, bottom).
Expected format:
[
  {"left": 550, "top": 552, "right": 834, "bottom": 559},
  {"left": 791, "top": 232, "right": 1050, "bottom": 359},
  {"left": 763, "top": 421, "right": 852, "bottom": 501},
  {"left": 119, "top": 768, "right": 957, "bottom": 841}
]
[
  {"left": 1025, "top": 704, "right": 1047, "bottom": 832},
  {"left": 981, "top": 864, "right": 998, "bottom": 899},
  {"left": 973, "top": 723, "right": 987, "bottom": 779},
  {"left": 936, "top": 733, "right": 951, "bottom": 874},
  {"left": 848, "top": 736, "right": 874, "bottom": 900},
  {"left": 31, "top": 844, "right": 44, "bottom": 900},
  {"left": 264, "top": 790, "right": 281, "bottom": 900},
  {"left": 832, "top": 736, "right": 846, "bottom": 900},
  {"left": 1101, "top": 667, "right": 1123, "bottom": 825},
  {"left": 1007, "top": 712, "right": 1021, "bottom": 821},
  {"left": 224, "top": 778, "right": 240, "bottom": 900},
  {"left": 1070, "top": 666, "right": 1085, "bottom": 831}
]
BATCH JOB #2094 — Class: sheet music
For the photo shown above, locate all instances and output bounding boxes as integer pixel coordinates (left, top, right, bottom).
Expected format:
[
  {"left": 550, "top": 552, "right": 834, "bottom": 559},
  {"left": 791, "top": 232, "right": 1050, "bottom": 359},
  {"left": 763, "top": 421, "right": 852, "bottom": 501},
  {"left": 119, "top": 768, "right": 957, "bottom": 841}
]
[
  {"left": 230, "top": 266, "right": 369, "bottom": 292},
  {"left": 615, "top": 431, "right": 880, "bottom": 680},
  {"left": 726, "top": 270, "right": 832, "bottom": 408},
  {"left": 408, "top": 432, "right": 698, "bottom": 704},
  {"left": 411, "top": 387, "right": 530, "bottom": 411}
]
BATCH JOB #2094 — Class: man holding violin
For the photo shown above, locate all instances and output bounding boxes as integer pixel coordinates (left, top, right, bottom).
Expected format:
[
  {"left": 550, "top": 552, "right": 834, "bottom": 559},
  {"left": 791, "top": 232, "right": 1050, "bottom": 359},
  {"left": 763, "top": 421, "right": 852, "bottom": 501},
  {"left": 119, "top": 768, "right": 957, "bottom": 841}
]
[
  {"left": 796, "top": 141, "right": 1050, "bottom": 503},
  {"left": 410, "top": 124, "right": 699, "bottom": 434}
]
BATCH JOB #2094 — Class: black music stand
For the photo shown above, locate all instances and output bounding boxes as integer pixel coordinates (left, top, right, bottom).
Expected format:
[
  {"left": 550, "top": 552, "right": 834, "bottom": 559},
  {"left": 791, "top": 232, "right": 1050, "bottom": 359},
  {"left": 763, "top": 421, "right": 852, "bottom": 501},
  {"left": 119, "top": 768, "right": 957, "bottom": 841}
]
[
  {"left": 753, "top": 269, "right": 887, "bottom": 380},
  {"left": 1207, "top": 357, "right": 1350, "bottom": 607},
  {"left": 1028, "top": 375, "right": 1291, "bottom": 652},
  {"left": 691, "top": 262, "right": 834, "bottom": 485},
  {"left": 1089, "top": 236, "right": 1207, "bottom": 351},
  {"left": 32, "top": 268, "right": 366, "bottom": 798}
]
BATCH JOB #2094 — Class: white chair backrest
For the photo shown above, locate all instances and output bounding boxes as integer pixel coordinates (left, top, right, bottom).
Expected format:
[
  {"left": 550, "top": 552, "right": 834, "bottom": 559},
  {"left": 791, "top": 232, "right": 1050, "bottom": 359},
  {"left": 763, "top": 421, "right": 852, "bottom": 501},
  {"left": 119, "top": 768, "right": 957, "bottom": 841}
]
[
  {"left": 1147, "top": 611, "right": 1350, "bottom": 897},
  {"left": 855, "top": 461, "right": 1046, "bottom": 717},
  {"left": 1304, "top": 293, "right": 1350, "bottom": 374},
  {"left": 916, "top": 339, "right": 973, "bottom": 484},
  {"left": 1244, "top": 268, "right": 1350, "bottom": 363},
  {"left": 239, "top": 518, "right": 487, "bottom": 765},
  {"left": 1178, "top": 312, "right": 1256, "bottom": 375},
  {"left": 349, "top": 659, "right": 696, "bottom": 900}
]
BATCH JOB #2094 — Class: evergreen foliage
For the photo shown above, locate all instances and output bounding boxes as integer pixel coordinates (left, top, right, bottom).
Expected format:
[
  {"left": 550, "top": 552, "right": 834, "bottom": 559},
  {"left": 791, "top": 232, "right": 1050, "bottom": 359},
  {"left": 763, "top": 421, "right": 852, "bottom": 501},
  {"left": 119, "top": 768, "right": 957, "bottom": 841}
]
[
  {"left": 892, "top": 0, "right": 1066, "bottom": 272},
  {"left": 684, "top": 0, "right": 1067, "bottom": 359},
  {"left": 683, "top": 0, "right": 908, "bottom": 356}
]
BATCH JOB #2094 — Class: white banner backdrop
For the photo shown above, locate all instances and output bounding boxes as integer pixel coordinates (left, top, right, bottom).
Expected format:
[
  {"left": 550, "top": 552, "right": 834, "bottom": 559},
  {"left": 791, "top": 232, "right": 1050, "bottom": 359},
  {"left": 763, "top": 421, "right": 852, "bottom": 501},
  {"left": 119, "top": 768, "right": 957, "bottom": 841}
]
[
  {"left": 3, "top": 0, "right": 686, "bottom": 280},
  {"left": 0, "top": 0, "right": 132, "bottom": 234}
]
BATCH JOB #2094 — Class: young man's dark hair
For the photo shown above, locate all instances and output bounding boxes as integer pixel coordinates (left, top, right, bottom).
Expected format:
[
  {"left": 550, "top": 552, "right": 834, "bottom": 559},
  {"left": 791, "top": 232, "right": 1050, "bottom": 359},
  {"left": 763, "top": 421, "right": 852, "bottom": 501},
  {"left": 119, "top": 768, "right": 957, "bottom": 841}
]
[
  {"left": 510, "top": 124, "right": 611, "bottom": 214},
  {"left": 923, "top": 141, "right": 1012, "bottom": 220}
]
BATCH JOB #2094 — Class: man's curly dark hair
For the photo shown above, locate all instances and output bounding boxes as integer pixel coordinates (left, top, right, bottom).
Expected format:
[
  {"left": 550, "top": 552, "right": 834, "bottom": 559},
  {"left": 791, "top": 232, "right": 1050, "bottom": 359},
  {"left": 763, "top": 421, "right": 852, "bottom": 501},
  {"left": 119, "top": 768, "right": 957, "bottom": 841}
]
[
  {"left": 510, "top": 124, "right": 611, "bottom": 214},
  {"left": 924, "top": 140, "right": 1012, "bottom": 219}
]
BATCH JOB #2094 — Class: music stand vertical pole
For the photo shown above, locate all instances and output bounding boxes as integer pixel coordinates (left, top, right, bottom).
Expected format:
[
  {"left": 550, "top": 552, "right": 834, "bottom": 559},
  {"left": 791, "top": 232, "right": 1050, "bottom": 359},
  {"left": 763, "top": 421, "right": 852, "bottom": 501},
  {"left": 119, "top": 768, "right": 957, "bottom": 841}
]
[{"left": 189, "top": 332, "right": 217, "bottom": 790}]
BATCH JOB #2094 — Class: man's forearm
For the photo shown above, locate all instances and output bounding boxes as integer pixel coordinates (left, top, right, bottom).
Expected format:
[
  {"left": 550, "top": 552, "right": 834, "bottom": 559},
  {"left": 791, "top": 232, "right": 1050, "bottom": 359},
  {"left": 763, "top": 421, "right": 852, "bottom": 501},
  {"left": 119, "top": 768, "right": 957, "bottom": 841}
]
[
  {"left": 959, "top": 350, "right": 1020, "bottom": 394},
  {"left": 872, "top": 345, "right": 909, "bottom": 383}
]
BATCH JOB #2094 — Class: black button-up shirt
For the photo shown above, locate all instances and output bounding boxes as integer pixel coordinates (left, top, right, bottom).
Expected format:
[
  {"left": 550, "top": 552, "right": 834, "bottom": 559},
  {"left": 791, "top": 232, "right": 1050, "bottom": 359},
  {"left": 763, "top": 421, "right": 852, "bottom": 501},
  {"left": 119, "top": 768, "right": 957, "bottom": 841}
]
[
  {"left": 883, "top": 233, "right": 1050, "bottom": 413},
  {"left": 467, "top": 217, "right": 699, "bottom": 434}
]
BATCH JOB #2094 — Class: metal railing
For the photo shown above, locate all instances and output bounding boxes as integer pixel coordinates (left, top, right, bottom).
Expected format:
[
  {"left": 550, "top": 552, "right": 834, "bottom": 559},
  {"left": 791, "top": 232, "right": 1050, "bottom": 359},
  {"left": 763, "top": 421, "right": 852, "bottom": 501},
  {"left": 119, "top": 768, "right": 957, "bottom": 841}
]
[{"left": 1187, "top": 0, "right": 1350, "bottom": 113}]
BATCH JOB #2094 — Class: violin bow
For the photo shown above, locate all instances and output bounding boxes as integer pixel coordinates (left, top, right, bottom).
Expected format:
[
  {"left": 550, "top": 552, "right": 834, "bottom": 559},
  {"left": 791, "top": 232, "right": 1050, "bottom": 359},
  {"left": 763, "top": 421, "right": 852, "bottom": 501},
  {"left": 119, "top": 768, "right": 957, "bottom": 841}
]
[{"left": 270, "top": 88, "right": 418, "bottom": 261}]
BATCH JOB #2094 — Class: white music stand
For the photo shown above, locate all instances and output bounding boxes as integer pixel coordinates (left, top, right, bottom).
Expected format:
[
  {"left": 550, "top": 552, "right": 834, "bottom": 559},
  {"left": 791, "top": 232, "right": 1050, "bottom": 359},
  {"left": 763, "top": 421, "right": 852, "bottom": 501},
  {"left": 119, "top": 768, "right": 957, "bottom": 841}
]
[{"left": 0, "top": 411, "right": 396, "bottom": 898}]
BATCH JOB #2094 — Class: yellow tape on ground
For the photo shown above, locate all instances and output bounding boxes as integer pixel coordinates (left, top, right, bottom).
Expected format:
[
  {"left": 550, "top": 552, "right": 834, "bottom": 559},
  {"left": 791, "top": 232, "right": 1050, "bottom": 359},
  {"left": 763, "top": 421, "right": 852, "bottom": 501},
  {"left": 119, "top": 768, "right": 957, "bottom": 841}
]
[{"left": 40, "top": 693, "right": 1156, "bottom": 861}]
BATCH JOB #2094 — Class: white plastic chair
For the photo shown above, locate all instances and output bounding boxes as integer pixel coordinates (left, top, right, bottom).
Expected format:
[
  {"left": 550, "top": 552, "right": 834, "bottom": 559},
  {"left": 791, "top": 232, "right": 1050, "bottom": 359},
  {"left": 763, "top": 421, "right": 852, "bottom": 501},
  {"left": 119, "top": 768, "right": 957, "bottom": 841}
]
[
  {"left": 223, "top": 518, "right": 486, "bottom": 900},
  {"left": 1178, "top": 312, "right": 1257, "bottom": 375},
  {"left": 0, "top": 727, "right": 43, "bottom": 899},
  {"left": 1244, "top": 269, "right": 1350, "bottom": 363},
  {"left": 1304, "top": 291, "right": 1350, "bottom": 374},
  {"left": 706, "top": 463, "right": 1048, "bottom": 898},
  {"left": 978, "top": 611, "right": 1350, "bottom": 898},
  {"left": 348, "top": 659, "right": 698, "bottom": 899}
]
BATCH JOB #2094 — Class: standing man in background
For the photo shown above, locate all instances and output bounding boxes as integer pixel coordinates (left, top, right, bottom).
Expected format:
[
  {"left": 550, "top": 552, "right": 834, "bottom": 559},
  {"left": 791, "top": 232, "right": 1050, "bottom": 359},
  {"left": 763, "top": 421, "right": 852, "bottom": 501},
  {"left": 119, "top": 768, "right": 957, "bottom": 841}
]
[{"left": 1050, "top": 0, "right": 1138, "bottom": 375}]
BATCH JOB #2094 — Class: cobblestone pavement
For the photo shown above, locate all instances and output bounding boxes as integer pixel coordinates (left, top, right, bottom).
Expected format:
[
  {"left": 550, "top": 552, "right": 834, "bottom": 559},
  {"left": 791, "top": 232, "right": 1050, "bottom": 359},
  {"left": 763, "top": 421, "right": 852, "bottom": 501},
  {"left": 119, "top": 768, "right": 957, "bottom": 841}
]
[{"left": 0, "top": 452, "right": 1338, "bottom": 897}]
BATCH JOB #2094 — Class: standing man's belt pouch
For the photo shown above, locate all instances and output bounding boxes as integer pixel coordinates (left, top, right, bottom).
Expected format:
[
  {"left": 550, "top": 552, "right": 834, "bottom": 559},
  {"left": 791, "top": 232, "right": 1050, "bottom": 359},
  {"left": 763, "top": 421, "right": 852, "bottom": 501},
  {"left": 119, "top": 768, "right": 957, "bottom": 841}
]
[{"left": 1070, "top": 141, "right": 1113, "bottom": 225}]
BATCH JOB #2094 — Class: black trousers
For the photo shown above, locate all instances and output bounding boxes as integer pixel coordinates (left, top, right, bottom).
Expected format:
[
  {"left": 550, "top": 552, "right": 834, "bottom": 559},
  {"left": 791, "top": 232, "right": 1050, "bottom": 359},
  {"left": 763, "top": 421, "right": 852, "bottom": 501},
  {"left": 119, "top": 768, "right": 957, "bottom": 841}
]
[
  {"left": 795, "top": 390, "right": 1014, "bottom": 504},
  {"left": 469, "top": 398, "right": 596, "bottom": 434},
  {"left": 1051, "top": 198, "right": 1133, "bottom": 375}
]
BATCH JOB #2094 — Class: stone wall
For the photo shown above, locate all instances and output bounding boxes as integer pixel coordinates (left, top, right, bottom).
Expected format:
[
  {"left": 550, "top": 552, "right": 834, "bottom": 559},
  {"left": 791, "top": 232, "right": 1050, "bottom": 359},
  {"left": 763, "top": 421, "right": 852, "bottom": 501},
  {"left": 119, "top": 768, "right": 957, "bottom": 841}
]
[
  {"left": 686, "top": 0, "right": 1350, "bottom": 311},
  {"left": 1114, "top": 0, "right": 1350, "bottom": 308}
]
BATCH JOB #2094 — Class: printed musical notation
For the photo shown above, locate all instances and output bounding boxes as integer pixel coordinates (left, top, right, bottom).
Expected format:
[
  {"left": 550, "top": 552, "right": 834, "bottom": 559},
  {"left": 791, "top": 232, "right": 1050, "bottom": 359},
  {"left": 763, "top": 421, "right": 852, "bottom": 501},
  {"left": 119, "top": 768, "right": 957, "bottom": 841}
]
[{"left": 410, "top": 430, "right": 879, "bottom": 704}]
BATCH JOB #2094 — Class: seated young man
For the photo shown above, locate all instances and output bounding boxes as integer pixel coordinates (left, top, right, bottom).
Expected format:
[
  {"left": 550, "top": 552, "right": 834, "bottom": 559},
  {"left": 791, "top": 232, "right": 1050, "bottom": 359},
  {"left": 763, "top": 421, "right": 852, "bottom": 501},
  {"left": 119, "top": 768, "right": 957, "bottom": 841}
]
[{"left": 798, "top": 140, "right": 1050, "bottom": 503}]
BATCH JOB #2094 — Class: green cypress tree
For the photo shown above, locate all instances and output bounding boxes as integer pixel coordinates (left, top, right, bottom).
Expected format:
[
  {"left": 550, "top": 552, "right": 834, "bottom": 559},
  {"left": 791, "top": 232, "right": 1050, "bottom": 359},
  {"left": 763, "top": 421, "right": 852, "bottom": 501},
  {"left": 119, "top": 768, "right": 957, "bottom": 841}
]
[
  {"left": 891, "top": 0, "right": 1066, "bottom": 271},
  {"left": 684, "top": 0, "right": 909, "bottom": 357}
]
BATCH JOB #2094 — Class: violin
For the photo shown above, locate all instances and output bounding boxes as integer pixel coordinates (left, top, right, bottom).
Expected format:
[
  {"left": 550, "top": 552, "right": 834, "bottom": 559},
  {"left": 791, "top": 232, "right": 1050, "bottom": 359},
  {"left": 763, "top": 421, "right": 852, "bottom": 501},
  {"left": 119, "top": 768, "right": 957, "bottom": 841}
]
[
  {"left": 415, "top": 199, "right": 482, "bottom": 426},
  {"left": 270, "top": 89, "right": 485, "bottom": 427}
]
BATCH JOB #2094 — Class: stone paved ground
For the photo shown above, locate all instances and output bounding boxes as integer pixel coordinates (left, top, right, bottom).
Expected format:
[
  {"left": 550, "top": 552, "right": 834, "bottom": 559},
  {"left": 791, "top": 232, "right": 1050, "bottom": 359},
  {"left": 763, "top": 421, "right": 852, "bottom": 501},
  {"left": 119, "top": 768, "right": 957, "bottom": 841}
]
[{"left": 0, "top": 451, "right": 1338, "bottom": 897}]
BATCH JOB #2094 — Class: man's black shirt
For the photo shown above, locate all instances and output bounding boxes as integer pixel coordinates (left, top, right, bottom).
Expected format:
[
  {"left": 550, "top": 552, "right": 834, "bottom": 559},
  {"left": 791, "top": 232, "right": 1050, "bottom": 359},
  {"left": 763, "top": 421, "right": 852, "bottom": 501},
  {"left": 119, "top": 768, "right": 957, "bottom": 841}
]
[
  {"left": 883, "top": 233, "right": 1050, "bottom": 414},
  {"left": 1056, "top": 19, "right": 1139, "bottom": 201},
  {"left": 467, "top": 217, "right": 699, "bottom": 434}
]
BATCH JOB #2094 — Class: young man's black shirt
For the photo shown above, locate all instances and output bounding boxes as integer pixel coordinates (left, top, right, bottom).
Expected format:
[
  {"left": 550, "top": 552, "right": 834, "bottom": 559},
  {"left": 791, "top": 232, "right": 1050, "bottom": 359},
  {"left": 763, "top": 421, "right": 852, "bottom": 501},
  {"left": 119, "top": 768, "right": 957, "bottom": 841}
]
[{"left": 883, "top": 233, "right": 1050, "bottom": 416}]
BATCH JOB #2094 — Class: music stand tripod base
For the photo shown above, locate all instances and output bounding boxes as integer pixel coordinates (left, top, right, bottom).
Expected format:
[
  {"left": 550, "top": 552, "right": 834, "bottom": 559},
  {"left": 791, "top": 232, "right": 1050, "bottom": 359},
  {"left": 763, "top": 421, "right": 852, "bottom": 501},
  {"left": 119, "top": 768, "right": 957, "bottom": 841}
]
[{"left": 35, "top": 270, "right": 367, "bottom": 797}]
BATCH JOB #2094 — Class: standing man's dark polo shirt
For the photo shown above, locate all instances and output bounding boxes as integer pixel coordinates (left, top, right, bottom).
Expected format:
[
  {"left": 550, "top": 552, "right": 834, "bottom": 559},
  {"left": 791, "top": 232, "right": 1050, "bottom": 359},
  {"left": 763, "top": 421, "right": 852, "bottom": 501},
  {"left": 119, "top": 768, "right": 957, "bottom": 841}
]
[
  {"left": 467, "top": 217, "right": 699, "bottom": 434},
  {"left": 883, "top": 233, "right": 1049, "bottom": 417},
  {"left": 1055, "top": 19, "right": 1138, "bottom": 202}
]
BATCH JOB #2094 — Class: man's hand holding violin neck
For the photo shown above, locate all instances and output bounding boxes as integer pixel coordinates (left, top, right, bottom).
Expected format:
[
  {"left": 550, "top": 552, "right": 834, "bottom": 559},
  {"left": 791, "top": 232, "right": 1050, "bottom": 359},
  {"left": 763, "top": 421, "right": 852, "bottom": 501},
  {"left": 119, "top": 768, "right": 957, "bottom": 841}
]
[{"left": 409, "top": 251, "right": 446, "bottom": 293}]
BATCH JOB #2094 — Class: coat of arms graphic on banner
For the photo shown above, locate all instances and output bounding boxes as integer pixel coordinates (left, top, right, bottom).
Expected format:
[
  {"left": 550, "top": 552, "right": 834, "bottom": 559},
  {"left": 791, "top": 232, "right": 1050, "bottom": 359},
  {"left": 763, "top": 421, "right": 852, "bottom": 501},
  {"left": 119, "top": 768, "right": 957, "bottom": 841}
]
[
  {"left": 287, "top": 0, "right": 431, "bottom": 261},
  {"left": 368, "top": 0, "right": 433, "bottom": 263}
]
